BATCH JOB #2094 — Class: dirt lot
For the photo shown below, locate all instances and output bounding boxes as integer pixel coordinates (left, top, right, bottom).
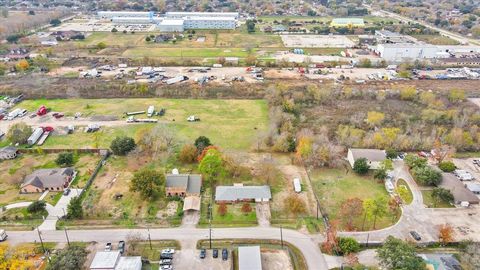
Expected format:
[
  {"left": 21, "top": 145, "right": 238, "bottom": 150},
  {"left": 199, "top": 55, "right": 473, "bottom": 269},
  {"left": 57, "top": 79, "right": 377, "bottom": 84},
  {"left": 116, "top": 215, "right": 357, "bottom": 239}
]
[
  {"left": 262, "top": 248, "right": 293, "bottom": 270},
  {"left": 281, "top": 35, "right": 355, "bottom": 48}
]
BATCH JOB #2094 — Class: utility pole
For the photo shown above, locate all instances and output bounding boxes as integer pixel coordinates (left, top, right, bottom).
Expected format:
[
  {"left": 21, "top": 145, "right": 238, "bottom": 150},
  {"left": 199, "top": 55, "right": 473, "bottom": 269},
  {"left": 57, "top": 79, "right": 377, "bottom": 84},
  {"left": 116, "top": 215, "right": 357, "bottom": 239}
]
[
  {"left": 209, "top": 222, "right": 212, "bottom": 249},
  {"left": 64, "top": 227, "right": 70, "bottom": 247},
  {"left": 366, "top": 233, "right": 370, "bottom": 248},
  {"left": 316, "top": 202, "right": 319, "bottom": 220},
  {"left": 280, "top": 226, "right": 284, "bottom": 249},
  {"left": 37, "top": 228, "right": 45, "bottom": 253},
  {"left": 147, "top": 227, "right": 152, "bottom": 250}
]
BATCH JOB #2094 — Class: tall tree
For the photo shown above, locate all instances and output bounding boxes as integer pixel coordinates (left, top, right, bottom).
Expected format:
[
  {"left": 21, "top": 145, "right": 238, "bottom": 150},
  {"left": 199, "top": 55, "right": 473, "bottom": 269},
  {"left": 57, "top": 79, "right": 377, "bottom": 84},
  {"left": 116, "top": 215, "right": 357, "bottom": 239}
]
[
  {"left": 377, "top": 236, "right": 426, "bottom": 270},
  {"left": 198, "top": 148, "right": 224, "bottom": 181},
  {"left": 340, "top": 198, "right": 363, "bottom": 231},
  {"left": 46, "top": 246, "right": 88, "bottom": 270},
  {"left": 130, "top": 168, "right": 164, "bottom": 199},
  {"left": 67, "top": 197, "right": 83, "bottom": 219}
]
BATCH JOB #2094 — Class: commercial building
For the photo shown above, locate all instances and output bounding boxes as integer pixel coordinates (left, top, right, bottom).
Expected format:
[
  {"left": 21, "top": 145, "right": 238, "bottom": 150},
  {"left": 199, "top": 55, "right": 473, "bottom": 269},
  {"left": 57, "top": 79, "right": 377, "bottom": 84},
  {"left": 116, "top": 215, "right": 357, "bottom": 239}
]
[
  {"left": 238, "top": 246, "right": 262, "bottom": 270},
  {"left": 374, "top": 30, "right": 416, "bottom": 44},
  {"left": 183, "top": 16, "right": 236, "bottom": 30},
  {"left": 98, "top": 11, "right": 153, "bottom": 19},
  {"left": 111, "top": 17, "right": 156, "bottom": 24},
  {"left": 439, "top": 173, "right": 479, "bottom": 205},
  {"left": 347, "top": 148, "right": 386, "bottom": 170},
  {"left": 374, "top": 43, "right": 439, "bottom": 62},
  {"left": 165, "top": 12, "right": 239, "bottom": 19},
  {"left": 158, "top": 19, "right": 185, "bottom": 32},
  {"left": 90, "top": 251, "right": 142, "bottom": 270},
  {"left": 330, "top": 18, "right": 365, "bottom": 28}
]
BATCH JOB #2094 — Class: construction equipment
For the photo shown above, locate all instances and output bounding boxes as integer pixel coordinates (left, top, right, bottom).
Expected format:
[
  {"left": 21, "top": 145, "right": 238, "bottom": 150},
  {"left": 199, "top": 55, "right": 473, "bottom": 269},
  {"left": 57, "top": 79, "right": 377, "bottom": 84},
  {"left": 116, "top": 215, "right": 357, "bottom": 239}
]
[{"left": 187, "top": 115, "right": 200, "bottom": 122}]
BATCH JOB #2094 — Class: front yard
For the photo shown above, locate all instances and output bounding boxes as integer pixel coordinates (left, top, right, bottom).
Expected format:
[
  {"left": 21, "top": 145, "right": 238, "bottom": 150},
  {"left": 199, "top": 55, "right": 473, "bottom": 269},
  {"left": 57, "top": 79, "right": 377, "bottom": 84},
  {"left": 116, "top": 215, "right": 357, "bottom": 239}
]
[{"left": 310, "top": 167, "right": 399, "bottom": 231}]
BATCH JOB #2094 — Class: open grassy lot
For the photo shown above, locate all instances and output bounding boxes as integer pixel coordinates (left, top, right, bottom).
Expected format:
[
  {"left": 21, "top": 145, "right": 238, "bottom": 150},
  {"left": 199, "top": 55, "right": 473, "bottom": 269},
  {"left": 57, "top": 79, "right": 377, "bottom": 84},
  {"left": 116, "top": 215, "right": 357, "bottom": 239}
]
[
  {"left": 0, "top": 153, "right": 99, "bottom": 207},
  {"left": 422, "top": 190, "right": 455, "bottom": 208},
  {"left": 75, "top": 32, "right": 147, "bottom": 47},
  {"left": 216, "top": 32, "right": 284, "bottom": 48},
  {"left": 310, "top": 167, "right": 398, "bottom": 231},
  {"left": 16, "top": 98, "right": 269, "bottom": 150},
  {"left": 411, "top": 34, "right": 460, "bottom": 45}
]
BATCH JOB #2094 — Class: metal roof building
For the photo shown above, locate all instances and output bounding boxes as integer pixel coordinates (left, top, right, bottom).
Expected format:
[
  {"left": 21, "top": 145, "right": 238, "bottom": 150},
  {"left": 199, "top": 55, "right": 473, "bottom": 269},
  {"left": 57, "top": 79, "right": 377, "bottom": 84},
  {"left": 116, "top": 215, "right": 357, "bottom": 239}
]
[
  {"left": 166, "top": 12, "right": 239, "bottom": 19},
  {"left": 115, "top": 256, "right": 142, "bottom": 270},
  {"left": 215, "top": 185, "right": 271, "bottom": 202},
  {"left": 238, "top": 246, "right": 262, "bottom": 270},
  {"left": 90, "top": 251, "right": 121, "bottom": 270}
]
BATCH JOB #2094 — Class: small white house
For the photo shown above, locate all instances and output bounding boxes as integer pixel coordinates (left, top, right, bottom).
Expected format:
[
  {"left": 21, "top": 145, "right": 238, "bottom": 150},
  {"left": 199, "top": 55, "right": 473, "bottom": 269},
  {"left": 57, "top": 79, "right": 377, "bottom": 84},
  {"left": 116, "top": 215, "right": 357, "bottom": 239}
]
[{"left": 347, "top": 148, "right": 386, "bottom": 170}]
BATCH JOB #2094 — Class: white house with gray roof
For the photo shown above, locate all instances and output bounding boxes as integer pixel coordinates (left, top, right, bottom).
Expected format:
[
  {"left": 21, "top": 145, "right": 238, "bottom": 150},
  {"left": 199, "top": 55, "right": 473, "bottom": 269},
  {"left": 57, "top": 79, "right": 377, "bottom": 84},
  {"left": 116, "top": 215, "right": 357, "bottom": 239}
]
[
  {"left": 215, "top": 184, "right": 271, "bottom": 203},
  {"left": 347, "top": 148, "right": 386, "bottom": 170}
]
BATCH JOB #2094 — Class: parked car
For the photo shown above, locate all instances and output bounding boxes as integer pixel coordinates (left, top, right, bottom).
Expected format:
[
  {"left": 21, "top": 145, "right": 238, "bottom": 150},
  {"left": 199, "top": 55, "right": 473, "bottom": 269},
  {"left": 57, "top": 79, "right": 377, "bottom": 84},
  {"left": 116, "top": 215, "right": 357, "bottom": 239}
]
[
  {"left": 63, "top": 188, "right": 71, "bottom": 196},
  {"left": 473, "top": 159, "right": 480, "bottom": 166},
  {"left": 160, "top": 253, "right": 173, "bottom": 259},
  {"left": 159, "top": 259, "right": 172, "bottom": 265},
  {"left": 222, "top": 249, "right": 228, "bottom": 260},
  {"left": 200, "top": 249, "right": 206, "bottom": 259},
  {"left": 160, "top": 265, "right": 173, "bottom": 270},
  {"left": 162, "top": 248, "right": 175, "bottom": 254},
  {"left": 213, "top": 249, "right": 218, "bottom": 258},
  {"left": 105, "top": 242, "right": 112, "bottom": 251},
  {"left": 118, "top": 241, "right": 125, "bottom": 254},
  {"left": 410, "top": 231, "right": 421, "bottom": 241}
]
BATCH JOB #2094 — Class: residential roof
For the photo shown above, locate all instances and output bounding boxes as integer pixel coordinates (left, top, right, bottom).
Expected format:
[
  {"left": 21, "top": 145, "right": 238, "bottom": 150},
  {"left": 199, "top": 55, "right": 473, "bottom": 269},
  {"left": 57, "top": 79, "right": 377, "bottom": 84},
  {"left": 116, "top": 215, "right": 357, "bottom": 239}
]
[
  {"left": 238, "top": 246, "right": 262, "bottom": 270},
  {"left": 90, "top": 251, "right": 121, "bottom": 269},
  {"left": 115, "top": 256, "right": 142, "bottom": 270},
  {"left": 215, "top": 185, "right": 271, "bottom": 201},
  {"left": 0, "top": 146, "right": 17, "bottom": 154},
  {"left": 166, "top": 174, "right": 202, "bottom": 194},
  {"left": 440, "top": 173, "right": 480, "bottom": 204},
  {"left": 183, "top": 196, "right": 201, "bottom": 211},
  {"left": 349, "top": 148, "right": 386, "bottom": 162},
  {"left": 21, "top": 168, "right": 74, "bottom": 189}
]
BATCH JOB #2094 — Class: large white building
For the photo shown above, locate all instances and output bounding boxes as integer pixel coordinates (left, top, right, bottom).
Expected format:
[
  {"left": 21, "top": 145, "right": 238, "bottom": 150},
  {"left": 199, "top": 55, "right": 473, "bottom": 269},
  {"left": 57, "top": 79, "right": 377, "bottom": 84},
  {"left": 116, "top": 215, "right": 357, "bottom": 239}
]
[
  {"left": 98, "top": 11, "right": 153, "bottom": 19},
  {"left": 165, "top": 11, "right": 239, "bottom": 19},
  {"left": 184, "top": 16, "right": 236, "bottom": 30},
  {"left": 111, "top": 17, "right": 156, "bottom": 24},
  {"left": 158, "top": 19, "right": 185, "bottom": 32},
  {"left": 375, "top": 43, "right": 480, "bottom": 62}
]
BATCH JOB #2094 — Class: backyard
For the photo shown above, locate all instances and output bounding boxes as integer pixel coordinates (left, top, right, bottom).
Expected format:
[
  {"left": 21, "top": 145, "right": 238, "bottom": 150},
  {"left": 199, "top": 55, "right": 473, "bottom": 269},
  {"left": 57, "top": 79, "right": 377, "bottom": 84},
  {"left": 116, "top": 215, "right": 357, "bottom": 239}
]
[
  {"left": 14, "top": 98, "right": 269, "bottom": 150},
  {"left": 310, "top": 167, "right": 399, "bottom": 231}
]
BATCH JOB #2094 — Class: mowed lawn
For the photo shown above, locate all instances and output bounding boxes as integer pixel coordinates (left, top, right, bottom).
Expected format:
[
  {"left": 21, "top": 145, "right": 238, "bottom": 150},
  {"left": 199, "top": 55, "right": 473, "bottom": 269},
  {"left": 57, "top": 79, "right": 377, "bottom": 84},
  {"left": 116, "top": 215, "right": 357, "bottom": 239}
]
[
  {"left": 310, "top": 168, "right": 398, "bottom": 231},
  {"left": 75, "top": 32, "right": 147, "bottom": 47},
  {"left": 216, "top": 32, "right": 284, "bottom": 48},
  {"left": 16, "top": 98, "right": 269, "bottom": 150}
]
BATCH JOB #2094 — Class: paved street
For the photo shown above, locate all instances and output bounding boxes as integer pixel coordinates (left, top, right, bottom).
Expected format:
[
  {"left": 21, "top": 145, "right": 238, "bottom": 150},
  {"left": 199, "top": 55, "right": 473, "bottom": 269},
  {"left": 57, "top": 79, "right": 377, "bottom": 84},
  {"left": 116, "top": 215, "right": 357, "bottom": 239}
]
[{"left": 6, "top": 226, "right": 329, "bottom": 270}]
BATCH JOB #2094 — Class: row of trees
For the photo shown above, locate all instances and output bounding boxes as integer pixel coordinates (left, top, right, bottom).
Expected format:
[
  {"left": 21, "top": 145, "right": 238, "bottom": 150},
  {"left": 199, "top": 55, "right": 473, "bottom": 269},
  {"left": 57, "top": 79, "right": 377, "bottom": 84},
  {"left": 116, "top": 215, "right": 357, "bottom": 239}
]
[{"left": 404, "top": 155, "right": 442, "bottom": 186}]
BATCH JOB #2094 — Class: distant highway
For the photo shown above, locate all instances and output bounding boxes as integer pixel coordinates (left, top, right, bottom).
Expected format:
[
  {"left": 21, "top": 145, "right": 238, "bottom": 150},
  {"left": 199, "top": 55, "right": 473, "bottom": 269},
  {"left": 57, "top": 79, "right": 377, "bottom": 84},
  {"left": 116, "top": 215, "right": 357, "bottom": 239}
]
[{"left": 364, "top": 4, "right": 480, "bottom": 46}]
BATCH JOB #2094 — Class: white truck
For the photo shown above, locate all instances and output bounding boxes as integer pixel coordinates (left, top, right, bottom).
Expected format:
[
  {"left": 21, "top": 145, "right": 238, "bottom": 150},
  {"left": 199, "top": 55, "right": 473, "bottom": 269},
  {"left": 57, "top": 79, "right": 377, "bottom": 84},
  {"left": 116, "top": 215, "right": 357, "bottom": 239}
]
[
  {"left": 293, "top": 178, "right": 301, "bottom": 193},
  {"left": 0, "top": 229, "right": 7, "bottom": 241},
  {"left": 166, "top": 75, "right": 188, "bottom": 85}
]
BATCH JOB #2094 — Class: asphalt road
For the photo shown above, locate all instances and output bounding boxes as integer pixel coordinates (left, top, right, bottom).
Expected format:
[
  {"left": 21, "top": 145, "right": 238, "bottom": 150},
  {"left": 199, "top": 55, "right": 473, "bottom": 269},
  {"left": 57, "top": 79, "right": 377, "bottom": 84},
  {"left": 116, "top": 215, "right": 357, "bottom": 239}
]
[{"left": 7, "top": 226, "right": 329, "bottom": 270}]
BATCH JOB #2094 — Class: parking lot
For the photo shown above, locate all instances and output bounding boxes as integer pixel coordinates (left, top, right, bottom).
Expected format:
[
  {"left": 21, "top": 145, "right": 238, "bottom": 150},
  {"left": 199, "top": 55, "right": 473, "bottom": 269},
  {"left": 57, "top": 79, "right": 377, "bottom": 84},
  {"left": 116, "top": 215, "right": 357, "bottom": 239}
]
[{"left": 174, "top": 248, "right": 231, "bottom": 270}]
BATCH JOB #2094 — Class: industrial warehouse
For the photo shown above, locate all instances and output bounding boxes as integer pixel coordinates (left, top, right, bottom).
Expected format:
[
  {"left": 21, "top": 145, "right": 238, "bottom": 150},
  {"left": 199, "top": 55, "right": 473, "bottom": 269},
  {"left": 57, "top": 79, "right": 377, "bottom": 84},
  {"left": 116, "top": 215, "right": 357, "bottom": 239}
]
[{"left": 97, "top": 10, "right": 238, "bottom": 32}]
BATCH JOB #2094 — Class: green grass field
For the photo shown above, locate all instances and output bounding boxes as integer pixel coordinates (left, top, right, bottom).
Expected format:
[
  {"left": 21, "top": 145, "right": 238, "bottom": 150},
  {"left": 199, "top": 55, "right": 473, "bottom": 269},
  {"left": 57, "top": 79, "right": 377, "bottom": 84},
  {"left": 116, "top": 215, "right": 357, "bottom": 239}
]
[
  {"left": 122, "top": 47, "right": 255, "bottom": 58},
  {"left": 15, "top": 98, "right": 269, "bottom": 150},
  {"left": 311, "top": 168, "right": 398, "bottom": 231},
  {"left": 411, "top": 35, "right": 460, "bottom": 45},
  {"left": 422, "top": 190, "right": 455, "bottom": 208},
  {"left": 212, "top": 203, "right": 257, "bottom": 225},
  {"left": 75, "top": 32, "right": 147, "bottom": 47}
]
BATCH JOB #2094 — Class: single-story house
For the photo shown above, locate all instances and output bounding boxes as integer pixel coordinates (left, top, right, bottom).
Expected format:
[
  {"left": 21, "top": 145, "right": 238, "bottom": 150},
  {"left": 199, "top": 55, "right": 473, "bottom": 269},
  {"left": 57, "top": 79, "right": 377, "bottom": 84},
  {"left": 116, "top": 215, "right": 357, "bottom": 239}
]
[
  {"left": 21, "top": 168, "right": 75, "bottom": 193},
  {"left": 440, "top": 173, "right": 479, "bottom": 205},
  {"left": 238, "top": 246, "right": 262, "bottom": 270},
  {"left": 215, "top": 184, "right": 271, "bottom": 203},
  {"left": 165, "top": 174, "right": 201, "bottom": 197},
  {"left": 0, "top": 146, "right": 18, "bottom": 160},
  {"left": 90, "top": 251, "right": 142, "bottom": 270},
  {"left": 347, "top": 148, "right": 386, "bottom": 170},
  {"left": 465, "top": 183, "right": 480, "bottom": 195}
]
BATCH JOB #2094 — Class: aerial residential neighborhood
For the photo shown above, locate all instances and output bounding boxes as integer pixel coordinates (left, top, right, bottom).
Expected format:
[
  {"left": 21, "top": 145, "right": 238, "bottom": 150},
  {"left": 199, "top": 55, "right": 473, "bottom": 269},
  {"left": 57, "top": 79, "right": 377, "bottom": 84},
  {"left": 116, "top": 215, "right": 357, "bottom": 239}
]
[{"left": 1, "top": 0, "right": 480, "bottom": 270}]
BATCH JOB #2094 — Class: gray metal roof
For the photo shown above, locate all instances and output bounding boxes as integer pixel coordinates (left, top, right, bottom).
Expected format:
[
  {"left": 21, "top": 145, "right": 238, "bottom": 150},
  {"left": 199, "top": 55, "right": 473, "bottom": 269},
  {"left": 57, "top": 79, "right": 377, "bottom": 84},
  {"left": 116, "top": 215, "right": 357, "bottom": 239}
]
[
  {"left": 238, "top": 246, "right": 262, "bottom": 270},
  {"left": 0, "top": 146, "right": 17, "bottom": 154},
  {"left": 115, "top": 256, "right": 142, "bottom": 270},
  {"left": 90, "top": 251, "right": 120, "bottom": 269},
  {"left": 465, "top": 183, "right": 480, "bottom": 193},
  {"left": 166, "top": 174, "right": 202, "bottom": 194},
  {"left": 349, "top": 148, "right": 386, "bottom": 162},
  {"left": 215, "top": 186, "right": 271, "bottom": 201}
]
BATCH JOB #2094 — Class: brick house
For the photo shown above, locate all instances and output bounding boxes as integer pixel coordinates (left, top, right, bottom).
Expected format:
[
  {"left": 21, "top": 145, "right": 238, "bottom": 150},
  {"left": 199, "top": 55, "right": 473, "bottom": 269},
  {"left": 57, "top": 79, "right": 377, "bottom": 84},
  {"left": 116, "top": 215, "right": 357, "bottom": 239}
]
[
  {"left": 21, "top": 168, "right": 75, "bottom": 193},
  {"left": 165, "top": 174, "right": 201, "bottom": 197}
]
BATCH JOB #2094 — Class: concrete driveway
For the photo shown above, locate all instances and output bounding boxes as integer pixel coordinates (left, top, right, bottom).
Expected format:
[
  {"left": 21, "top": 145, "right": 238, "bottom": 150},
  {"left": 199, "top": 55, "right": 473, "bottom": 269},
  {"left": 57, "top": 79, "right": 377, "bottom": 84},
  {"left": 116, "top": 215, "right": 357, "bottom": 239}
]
[{"left": 38, "top": 188, "right": 82, "bottom": 231}]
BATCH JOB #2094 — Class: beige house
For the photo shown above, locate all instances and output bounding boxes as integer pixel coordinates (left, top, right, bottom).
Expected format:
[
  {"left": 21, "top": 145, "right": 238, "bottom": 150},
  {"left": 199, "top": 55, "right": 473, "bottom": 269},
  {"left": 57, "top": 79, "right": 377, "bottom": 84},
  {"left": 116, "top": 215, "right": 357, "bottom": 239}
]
[
  {"left": 347, "top": 148, "right": 386, "bottom": 170},
  {"left": 21, "top": 168, "right": 75, "bottom": 193}
]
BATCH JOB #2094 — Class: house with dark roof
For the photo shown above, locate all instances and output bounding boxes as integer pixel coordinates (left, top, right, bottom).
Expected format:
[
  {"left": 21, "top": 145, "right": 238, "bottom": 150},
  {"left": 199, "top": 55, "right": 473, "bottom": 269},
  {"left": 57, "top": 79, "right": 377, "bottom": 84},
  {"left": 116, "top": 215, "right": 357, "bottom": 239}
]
[
  {"left": 215, "top": 184, "right": 271, "bottom": 203},
  {"left": 0, "top": 146, "right": 18, "bottom": 160},
  {"left": 347, "top": 148, "right": 386, "bottom": 169},
  {"left": 21, "top": 168, "right": 75, "bottom": 193},
  {"left": 165, "top": 174, "right": 202, "bottom": 197},
  {"left": 440, "top": 173, "right": 479, "bottom": 205}
]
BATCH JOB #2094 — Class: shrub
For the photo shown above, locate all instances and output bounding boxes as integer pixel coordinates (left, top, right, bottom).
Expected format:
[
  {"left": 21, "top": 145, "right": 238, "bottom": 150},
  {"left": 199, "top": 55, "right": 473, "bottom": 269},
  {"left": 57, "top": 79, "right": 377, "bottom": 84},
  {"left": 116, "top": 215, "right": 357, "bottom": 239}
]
[
  {"left": 56, "top": 152, "right": 74, "bottom": 167},
  {"left": 96, "top": 42, "right": 107, "bottom": 49},
  {"left": 110, "top": 136, "right": 136, "bottom": 155},
  {"left": 179, "top": 144, "right": 197, "bottom": 163},
  {"left": 400, "top": 86, "right": 417, "bottom": 100},
  {"left": 337, "top": 237, "right": 360, "bottom": 255},
  {"left": 50, "top": 19, "right": 61, "bottom": 26},
  {"left": 194, "top": 136, "right": 211, "bottom": 153},
  {"left": 432, "top": 187, "right": 454, "bottom": 204},
  {"left": 386, "top": 149, "right": 398, "bottom": 159},
  {"left": 438, "top": 161, "right": 456, "bottom": 172},
  {"left": 111, "top": 27, "right": 118, "bottom": 32},
  {"left": 404, "top": 154, "right": 427, "bottom": 169},
  {"left": 353, "top": 158, "right": 370, "bottom": 175},
  {"left": 27, "top": 201, "right": 46, "bottom": 213},
  {"left": 7, "top": 122, "right": 32, "bottom": 144}
]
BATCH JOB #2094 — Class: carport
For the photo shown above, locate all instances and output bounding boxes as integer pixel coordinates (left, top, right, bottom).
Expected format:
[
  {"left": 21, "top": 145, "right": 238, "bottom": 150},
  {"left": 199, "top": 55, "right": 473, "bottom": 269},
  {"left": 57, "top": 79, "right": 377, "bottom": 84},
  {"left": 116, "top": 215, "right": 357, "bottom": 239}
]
[{"left": 183, "top": 196, "right": 201, "bottom": 211}]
